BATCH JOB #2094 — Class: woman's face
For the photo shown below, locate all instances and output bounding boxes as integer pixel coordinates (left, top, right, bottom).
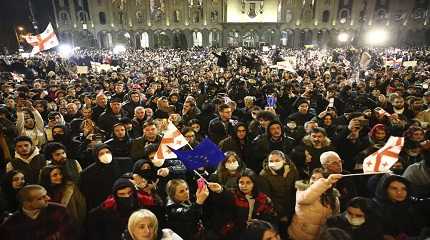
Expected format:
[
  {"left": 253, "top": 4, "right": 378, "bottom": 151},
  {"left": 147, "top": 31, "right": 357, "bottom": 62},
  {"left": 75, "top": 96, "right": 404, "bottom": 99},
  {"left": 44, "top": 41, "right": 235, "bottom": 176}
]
[
  {"left": 191, "top": 123, "right": 200, "bottom": 133},
  {"left": 11, "top": 172, "right": 25, "bottom": 190},
  {"left": 374, "top": 129, "right": 386, "bottom": 141},
  {"left": 387, "top": 180, "right": 407, "bottom": 203},
  {"left": 50, "top": 168, "right": 63, "bottom": 185},
  {"left": 238, "top": 176, "right": 254, "bottom": 195},
  {"left": 411, "top": 130, "right": 425, "bottom": 142},
  {"left": 132, "top": 218, "right": 156, "bottom": 240},
  {"left": 323, "top": 115, "right": 332, "bottom": 126},
  {"left": 226, "top": 156, "right": 238, "bottom": 165},
  {"left": 174, "top": 182, "right": 189, "bottom": 203}
]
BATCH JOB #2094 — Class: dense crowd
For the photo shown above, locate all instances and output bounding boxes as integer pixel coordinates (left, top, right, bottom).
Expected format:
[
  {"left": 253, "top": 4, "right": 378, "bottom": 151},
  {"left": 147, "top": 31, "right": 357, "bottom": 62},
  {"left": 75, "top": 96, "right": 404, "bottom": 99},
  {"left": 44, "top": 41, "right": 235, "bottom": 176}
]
[{"left": 0, "top": 46, "right": 429, "bottom": 240}]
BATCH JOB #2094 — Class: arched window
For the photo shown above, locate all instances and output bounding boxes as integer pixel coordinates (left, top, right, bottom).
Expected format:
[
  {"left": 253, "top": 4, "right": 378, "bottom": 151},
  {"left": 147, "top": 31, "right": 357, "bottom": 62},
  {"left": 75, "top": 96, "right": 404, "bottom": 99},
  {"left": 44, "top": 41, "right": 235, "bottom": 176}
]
[
  {"left": 99, "top": 12, "right": 107, "bottom": 25},
  {"left": 59, "top": 10, "right": 71, "bottom": 25},
  {"left": 141, "top": 32, "right": 149, "bottom": 48},
  {"left": 193, "top": 31, "right": 202, "bottom": 47},
  {"left": 322, "top": 10, "right": 330, "bottom": 23},
  {"left": 338, "top": 8, "right": 350, "bottom": 24},
  {"left": 136, "top": 11, "right": 144, "bottom": 24}
]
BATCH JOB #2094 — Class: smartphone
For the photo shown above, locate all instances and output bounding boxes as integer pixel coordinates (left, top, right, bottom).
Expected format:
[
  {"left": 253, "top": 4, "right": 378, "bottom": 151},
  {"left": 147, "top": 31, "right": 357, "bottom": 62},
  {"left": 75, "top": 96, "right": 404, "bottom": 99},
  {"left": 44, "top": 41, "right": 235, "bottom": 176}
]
[
  {"left": 197, "top": 178, "right": 205, "bottom": 190},
  {"left": 328, "top": 98, "right": 334, "bottom": 108}
]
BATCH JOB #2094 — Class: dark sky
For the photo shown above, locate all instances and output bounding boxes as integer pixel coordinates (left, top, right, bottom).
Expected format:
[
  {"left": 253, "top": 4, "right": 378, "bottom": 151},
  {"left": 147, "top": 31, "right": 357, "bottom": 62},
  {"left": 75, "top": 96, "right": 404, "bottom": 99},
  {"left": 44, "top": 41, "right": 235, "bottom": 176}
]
[{"left": 0, "top": 0, "right": 53, "bottom": 52}]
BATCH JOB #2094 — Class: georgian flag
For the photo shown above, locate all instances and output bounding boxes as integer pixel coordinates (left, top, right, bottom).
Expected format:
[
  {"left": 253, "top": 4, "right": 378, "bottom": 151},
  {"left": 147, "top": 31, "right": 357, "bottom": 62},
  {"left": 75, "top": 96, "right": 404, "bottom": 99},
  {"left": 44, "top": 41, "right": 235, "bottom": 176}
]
[
  {"left": 24, "top": 23, "right": 59, "bottom": 54},
  {"left": 154, "top": 122, "right": 189, "bottom": 161},
  {"left": 363, "top": 136, "right": 404, "bottom": 173}
]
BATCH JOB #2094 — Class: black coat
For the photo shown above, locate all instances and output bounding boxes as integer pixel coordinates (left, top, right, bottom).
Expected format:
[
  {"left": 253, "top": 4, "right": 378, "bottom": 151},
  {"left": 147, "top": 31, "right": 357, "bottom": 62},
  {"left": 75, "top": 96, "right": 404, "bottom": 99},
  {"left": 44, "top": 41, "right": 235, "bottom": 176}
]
[
  {"left": 79, "top": 160, "right": 122, "bottom": 211},
  {"left": 208, "top": 117, "right": 235, "bottom": 144},
  {"left": 325, "top": 213, "right": 384, "bottom": 240}
]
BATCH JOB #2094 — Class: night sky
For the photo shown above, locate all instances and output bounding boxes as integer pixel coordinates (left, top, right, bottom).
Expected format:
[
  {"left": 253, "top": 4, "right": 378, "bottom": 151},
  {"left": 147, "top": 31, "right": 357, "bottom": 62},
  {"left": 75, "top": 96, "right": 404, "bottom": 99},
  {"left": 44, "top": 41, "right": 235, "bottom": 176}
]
[{"left": 0, "top": 0, "right": 53, "bottom": 52}]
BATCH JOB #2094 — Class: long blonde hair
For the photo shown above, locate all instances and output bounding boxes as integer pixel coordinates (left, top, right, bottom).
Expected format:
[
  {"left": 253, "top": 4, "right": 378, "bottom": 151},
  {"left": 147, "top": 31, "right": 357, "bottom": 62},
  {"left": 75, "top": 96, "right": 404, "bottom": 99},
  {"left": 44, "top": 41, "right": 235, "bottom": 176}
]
[{"left": 128, "top": 209, "right": 158, "bottom": 240}]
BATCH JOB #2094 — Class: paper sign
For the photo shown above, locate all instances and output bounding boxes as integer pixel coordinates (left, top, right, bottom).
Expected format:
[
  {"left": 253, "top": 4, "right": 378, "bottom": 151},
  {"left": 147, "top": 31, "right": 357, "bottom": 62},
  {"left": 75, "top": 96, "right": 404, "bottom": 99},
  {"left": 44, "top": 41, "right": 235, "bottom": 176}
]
[
  {"left": 76, "top": 66, "right": 88, "bottom": 74},
  {"left": 402, "top": 61, "right": 417, "bottom": 67}
]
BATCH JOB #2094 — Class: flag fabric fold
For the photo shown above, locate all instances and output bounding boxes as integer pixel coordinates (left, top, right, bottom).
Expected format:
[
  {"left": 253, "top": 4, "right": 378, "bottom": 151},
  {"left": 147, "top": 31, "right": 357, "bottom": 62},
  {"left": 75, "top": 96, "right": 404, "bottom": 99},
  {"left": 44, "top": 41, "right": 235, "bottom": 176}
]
[
  {"left": 173, "top": 138, "right": 225, "bottom": 170},
  {"left": 24, "top": 23, "right": 59, "bottom": 54},
  {"left": 362, "top": 136, "right": 404, "bottom": 173},
  {"left": 154, "top": 122, "right": 188, "bottom": 161}
]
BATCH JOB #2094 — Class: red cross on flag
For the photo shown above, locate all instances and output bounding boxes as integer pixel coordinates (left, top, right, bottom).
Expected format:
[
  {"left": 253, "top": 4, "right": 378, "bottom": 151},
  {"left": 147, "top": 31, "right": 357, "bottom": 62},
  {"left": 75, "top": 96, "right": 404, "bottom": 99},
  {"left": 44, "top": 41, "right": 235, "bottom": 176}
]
[
  {"left": 24, "top": 23, "right": 59, "bottom": 54},
  {"left": 154, "top": 122, "right": 189, "bottom": 161},
  {"left": 363, "top": 136, "right": 404, "bottom": 173}
]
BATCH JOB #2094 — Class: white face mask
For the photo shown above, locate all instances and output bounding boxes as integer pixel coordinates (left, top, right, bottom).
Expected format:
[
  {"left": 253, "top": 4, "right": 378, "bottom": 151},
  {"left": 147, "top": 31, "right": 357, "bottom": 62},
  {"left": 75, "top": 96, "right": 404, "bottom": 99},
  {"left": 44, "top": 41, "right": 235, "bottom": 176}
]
[
  {"left": 99, "top": 153, "right": 112, "bottom": 164},
  {"left": 345, "top": 213, "right": 365, "bottom": 226},
  {"left": 152, "top": 158, "right": 165, "bottom": 167},
  {"left": 225, "top": 161, "right": 239, "bottom": 171},
  {"left": 268, "top": 161, "right": 284, "bottom": 171}
]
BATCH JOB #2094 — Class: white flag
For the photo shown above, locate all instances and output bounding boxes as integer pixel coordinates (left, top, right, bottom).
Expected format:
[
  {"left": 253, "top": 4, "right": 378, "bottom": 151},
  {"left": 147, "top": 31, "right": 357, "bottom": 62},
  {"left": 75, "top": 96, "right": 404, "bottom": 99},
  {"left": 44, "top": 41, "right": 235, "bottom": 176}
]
[
  {"left": 363, "top": 136, "right": 404, "bottom": 173},
  {"left": 24, "top": 23, "right": 59, "bottom": 54},
  {"left": 154, "top": 122, "right": 188, "bottom": 161}
]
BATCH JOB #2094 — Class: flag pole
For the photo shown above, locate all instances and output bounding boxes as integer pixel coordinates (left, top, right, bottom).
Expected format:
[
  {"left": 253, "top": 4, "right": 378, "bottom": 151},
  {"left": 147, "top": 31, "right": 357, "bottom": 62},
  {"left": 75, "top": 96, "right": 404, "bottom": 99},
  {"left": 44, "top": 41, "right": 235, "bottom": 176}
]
[
  {"left": 193, "top": 169, "right": 209, "bottom": 184},
  {"left": 342, "top": 171, "right": 390, "bottom": 177}
]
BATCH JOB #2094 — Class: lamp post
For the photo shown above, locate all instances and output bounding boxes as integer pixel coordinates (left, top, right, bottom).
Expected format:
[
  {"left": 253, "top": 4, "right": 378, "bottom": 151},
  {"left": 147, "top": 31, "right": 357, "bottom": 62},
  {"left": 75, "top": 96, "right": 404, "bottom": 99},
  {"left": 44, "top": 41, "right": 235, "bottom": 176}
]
[{"left": 14, "top": 26, "right": 25, "bottom": 51}]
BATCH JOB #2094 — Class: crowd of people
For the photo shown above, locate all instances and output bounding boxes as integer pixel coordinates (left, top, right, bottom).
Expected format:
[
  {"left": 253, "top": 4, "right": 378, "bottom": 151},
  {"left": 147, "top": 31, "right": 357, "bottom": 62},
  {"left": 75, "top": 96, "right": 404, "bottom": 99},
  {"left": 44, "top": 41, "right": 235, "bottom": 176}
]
[{"left": 0, "top": 46, "right": 429, "bottom": 240}]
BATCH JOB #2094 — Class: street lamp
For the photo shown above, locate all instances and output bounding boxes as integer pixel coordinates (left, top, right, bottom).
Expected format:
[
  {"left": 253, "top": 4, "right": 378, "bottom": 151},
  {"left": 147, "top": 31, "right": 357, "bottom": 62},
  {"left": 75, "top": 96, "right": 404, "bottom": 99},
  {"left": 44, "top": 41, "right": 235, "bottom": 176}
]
[{"left": 15, "top": 26, "right": 25, "bottom": 51}]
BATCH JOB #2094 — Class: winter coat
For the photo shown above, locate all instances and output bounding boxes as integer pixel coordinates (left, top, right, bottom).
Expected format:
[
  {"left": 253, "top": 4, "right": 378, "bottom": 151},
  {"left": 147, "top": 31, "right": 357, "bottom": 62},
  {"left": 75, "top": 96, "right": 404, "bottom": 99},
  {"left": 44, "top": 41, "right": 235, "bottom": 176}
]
[
  {"left": 325, "top": 213, "right": 384, "bottom": 240},
  {"left": 165, "top": 200, "right": 204, "bottom": 240},
  {"left": 288, "top": 179, "right": 340, "bottom": 240},
  {"left": 259, "top": 161, "right": 299, "bottom": 220},
  {"left": 208, "top": 117, "right": 235, "bottom": 144},
  {"left": 79, "top": 145, "right": 122, "bottom": 210},
  {"left": 6, "top": 147, "right": 46, "bottom": 184}
]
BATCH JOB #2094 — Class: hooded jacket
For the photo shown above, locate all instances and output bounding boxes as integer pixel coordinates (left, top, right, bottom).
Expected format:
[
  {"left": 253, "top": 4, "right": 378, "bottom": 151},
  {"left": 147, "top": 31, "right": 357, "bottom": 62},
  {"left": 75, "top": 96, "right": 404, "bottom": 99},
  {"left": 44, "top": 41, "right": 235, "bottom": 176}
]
[
  {"left": 79, "top": 144, "right": 122, "bottom": 210},
  {"left": 251, "top": 121, "right": 296, "bottom": 173},
  {"left": 370, "top": 174, "right": 430, "bottom": 237},
  {"left": 86, "top": 178, "right": 164, "bottom": 240}
]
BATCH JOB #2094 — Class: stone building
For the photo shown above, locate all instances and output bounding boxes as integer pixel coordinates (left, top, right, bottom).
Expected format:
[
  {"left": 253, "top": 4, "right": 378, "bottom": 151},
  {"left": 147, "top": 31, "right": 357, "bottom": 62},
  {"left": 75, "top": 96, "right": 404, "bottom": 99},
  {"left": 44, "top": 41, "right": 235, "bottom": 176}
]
[{"left": 51, "top": 0, "right": 430, "bottom": 48}]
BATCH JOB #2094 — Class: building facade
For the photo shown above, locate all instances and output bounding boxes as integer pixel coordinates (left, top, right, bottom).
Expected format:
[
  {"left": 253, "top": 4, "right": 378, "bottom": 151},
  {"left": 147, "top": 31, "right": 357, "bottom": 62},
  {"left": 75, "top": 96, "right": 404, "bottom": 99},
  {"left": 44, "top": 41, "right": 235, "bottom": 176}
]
[{"left": 51, "top": 0, "right": 430, "bottom": 49}]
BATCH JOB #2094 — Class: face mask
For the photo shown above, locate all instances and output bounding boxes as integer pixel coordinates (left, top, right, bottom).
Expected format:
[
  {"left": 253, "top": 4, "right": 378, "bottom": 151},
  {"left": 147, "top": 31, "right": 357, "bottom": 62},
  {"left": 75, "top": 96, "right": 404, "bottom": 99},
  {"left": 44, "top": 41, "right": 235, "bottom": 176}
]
[
  {"left": 225, "top": 161, "right": 239, "bottom": 171},
  {"left": 345, "top": 213, "right": 365, "bottom": 226},
  {"left": 152, "top": 158, "right": 165, "bottom": 167},
  {"left": 116, "top": 196, "right": 136, "bottom": 213},
  {"left": 99, "top": 153, "right": 112, "bottom": 164},
  {"left": 268, "top": 161, "right": 284, "bottom": 171}
]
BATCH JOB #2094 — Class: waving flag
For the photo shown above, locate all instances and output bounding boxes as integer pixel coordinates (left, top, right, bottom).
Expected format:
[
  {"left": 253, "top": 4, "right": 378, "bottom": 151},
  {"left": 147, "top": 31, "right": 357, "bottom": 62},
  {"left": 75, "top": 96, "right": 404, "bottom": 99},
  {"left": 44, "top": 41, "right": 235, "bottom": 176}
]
[
  {"left": 363, "top": 136, "right": 404, "bottom": 173},
  {"left": 154, "top": 122, "right": 188, "bottom": 161},
  {"left": 173, "top": 138, "right": 225, "bottom": 170},
  {"left": 24, "top": 23, "right": 59, "bottom": 54}
]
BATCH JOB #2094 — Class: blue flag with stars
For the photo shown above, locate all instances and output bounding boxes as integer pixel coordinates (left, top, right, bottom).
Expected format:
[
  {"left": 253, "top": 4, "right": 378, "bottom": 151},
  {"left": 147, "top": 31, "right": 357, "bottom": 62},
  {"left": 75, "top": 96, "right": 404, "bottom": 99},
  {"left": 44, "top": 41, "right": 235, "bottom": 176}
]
[{"left": 172, "top": 138, "right": 224, "bottom": 170}]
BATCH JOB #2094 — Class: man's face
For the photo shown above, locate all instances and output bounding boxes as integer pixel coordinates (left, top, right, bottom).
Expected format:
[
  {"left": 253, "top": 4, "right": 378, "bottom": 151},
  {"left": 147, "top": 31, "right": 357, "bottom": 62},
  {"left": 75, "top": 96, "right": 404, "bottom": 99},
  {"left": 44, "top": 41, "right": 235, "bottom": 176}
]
[
  {"left": 115, "top": 84, "right": 124, "bottom": 93},
  {"left": 374, "top": 129, "right": 386, "bottom": 141},
  {"left": 310, "top": 132, "right": 325, "bottom": 147},
  {"left": 131, "top": 93, "right": 140, "bottom": 103},
  {"left": 81, "top": 108, "right": 92, "bottom": 119},
  {"left": 52, "top": 149, "right": 67, "bottom": 163},
  {"left": 114, "top": 125, "right": 126, "bottom": 139},
  {"left": 110, "top": 102, "right": 122, "bottom": 114},
  {"left": 323, "top": 155, "right": 342, "bottom": 174},
  {"left": 16, "top": 141, "right": 32, "bottom": 156},
  {"left": 269, "top": 124, "right": 282, "bottom": 139},
  {"left": 66, "top": 103, "right": 78, "bottom": 115},
  {"left": 298, "top": 103, "right": 309, "bottom": 114},
  {"left": 143, "top": 125, "right": 158, "bottom": 139},
  {"left": 135, "top": 108, "right": 146, "bottom": 120},
  {"left": 27, "top": 188, "right": 50, "bottom": 210},
  {"left": 219, "top": 107, "right": 232, "bottom": 121},
  {"left": 392, "top": 97, "right": 404, "bottom": 109},
  {"left": 97, "top": 95, "right": 108, "bottom": 107}
]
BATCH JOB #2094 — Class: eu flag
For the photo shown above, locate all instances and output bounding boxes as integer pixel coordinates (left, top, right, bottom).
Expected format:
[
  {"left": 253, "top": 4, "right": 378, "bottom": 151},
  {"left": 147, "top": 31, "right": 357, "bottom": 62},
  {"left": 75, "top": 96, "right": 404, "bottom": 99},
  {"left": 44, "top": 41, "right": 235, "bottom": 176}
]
[{"left": 173, "top": 138, "right": 225, "bottom": 170}]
